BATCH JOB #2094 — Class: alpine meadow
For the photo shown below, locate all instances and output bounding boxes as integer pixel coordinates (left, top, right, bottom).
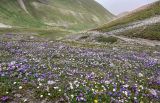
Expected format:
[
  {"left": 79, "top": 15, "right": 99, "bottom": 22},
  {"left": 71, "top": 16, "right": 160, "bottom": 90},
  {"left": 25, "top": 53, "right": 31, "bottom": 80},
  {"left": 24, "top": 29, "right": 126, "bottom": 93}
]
[{"left": 0, "top": 0, "right": 160, "bottom": 103}]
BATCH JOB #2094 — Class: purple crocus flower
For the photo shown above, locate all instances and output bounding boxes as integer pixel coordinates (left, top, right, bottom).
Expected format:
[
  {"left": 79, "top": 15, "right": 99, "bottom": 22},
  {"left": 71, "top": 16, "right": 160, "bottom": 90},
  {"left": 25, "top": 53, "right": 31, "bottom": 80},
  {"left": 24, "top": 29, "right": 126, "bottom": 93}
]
[
  {"left": 34, "top": 73, "right": 39, "bottom": 78},
  {"left": 1, "top": 96, "right": 9, "bottom": 102},
  {"left": 76, "top": 93, "right": 86, "bottom": 102},
  {"left": 86, "top": 72, "right": 95, "bottom": 80}
]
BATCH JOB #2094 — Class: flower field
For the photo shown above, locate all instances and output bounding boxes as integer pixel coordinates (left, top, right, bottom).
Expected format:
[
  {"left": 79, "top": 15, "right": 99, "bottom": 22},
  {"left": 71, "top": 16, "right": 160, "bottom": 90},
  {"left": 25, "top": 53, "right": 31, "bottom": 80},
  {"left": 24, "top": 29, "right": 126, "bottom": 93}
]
[{"left": 0, "top": 34, "right": 160, "bottom": 103}]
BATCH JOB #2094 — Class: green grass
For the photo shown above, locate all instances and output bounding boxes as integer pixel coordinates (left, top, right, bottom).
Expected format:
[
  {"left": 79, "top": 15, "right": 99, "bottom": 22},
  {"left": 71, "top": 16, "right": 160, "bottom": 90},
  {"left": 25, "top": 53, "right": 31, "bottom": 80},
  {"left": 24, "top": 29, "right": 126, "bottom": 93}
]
[
  {"left": 0, "top": 28, "right": 72, "bottom": 40},
  {"left": 96, "top": 36, "right": 118, "bottom": 43},
  {"left": 0, "top": 0, "right": 113, "bottom": 32},
  {"left": 0, "top": 37, "right": 159, "bottom": 102},
  {"left": 0, "top": 0, "right": 44, "bottom": 28},
  {"left": 95, "top": 1, "right": 160, "bottom": 32},
  {"left": 0, "top": 0, "right": 114, "bottom": 40},
  {"left": 119, "top": 23, "right": 160, "bottom": 40}
]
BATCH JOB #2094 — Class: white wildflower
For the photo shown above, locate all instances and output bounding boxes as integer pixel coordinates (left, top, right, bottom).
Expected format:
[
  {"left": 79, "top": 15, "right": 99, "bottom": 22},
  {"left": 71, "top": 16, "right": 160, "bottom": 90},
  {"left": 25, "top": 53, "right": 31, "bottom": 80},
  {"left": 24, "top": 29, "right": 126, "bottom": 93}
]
[
  {"left": 19, "top": 86, "right": 22, "bottom": 89},
  {"left": 40, "top": 95, "right": 43, "bottom": 98},
  {"left": 47, "top": 80, "right": 56, "bottom": 85},
  {"left": 123, "top": 91, "right": 128, "bottom": 96},
  {"left": 54, "top": 87, "right": 59, "bottom": 89},
  {"left": 123, "top": 84, "right": 129, "bottom": 88},
  {"left": 23, "top": 98, "right": 28, "bottom": 102},
  {"left": 105, "top": 80, "right": 110, "bottom": 84},
  {"left": 39, "top": 83, "right": 42, "bottom": 86},
  {"left": 71, "top": 94, "right": 74, "bottom": 98},
  {"left": 10, "top": 61, "right": 16, "bottom": 65},
  {"left": 113, "top": 88, "right": 116, "bottom": 92},
  {"left": 69, "top": 82, "right": 73, "bottom": 89},
  {"left": 48, "top": 93, "right": 51, "bottom": 96},
  {"left": 138, "top": 73, "right": 143, "bottom": 77},
  {"left": 92, "top": 88, "right": 95, "bottom": 91},
  {"left": 139, "top": 85, "right": 144, "bottom": 89}
]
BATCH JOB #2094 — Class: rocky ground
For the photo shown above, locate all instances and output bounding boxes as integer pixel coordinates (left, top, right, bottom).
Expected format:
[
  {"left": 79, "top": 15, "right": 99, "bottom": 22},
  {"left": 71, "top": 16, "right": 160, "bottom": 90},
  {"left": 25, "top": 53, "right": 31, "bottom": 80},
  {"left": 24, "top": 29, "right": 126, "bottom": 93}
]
[
  {"left": 0, "top": 34, "right": 160, "bottom": 103},
  {"left": 106, "top": 15, "right": 160, "bottom": 35}
]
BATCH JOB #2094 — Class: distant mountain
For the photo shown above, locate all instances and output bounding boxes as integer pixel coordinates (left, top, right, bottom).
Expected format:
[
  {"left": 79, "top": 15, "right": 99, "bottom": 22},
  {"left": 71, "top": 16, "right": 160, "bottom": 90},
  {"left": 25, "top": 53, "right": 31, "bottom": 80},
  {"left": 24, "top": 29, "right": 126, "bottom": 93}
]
[
  {"left": 94, "top": 1, "right": 160, "bottom": 40},
  {"left": 117, "top": 11, "right": 129, "bottom": 17},
  {"left": 0, "top": 0, "right": 113, "bottom": 31}
]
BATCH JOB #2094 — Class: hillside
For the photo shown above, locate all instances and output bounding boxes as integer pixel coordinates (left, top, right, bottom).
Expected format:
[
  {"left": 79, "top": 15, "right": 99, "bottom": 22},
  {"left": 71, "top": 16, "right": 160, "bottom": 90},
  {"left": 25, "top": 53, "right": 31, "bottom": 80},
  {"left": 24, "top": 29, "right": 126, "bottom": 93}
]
[
  {"left": 0, "top": 0, "right": 113, "bottom": 31},
  {"left": 94, "top": 1, "right": 160, "bottom": 40}
]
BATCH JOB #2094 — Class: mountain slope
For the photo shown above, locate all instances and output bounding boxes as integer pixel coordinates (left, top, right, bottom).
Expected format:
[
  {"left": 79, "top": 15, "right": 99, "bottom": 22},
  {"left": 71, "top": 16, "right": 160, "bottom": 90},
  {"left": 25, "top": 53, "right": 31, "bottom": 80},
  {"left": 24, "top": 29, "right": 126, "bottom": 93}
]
[
  {"left": 95, "top": 1, "right": 160, "bottom": 32},
  {"left": 93, "top": 1, "right": 160, "bottom": 40},
  {"left": 0, "top": 0, "right": 113, "bottom": 31}
]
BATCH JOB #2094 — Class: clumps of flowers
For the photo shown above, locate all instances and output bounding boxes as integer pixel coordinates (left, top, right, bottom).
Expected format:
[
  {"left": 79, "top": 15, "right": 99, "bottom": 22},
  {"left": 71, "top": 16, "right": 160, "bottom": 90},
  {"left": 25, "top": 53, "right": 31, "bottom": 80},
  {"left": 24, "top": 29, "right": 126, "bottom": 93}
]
[{"left": 0, "top": 35, "right": 160, "bottom": 102}]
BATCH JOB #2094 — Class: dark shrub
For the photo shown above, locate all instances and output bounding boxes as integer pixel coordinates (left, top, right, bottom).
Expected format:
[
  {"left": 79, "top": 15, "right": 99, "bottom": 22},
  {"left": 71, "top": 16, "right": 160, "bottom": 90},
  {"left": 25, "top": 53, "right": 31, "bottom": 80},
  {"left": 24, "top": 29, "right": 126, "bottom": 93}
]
[
  {"left": 79, "top": 35, "right": 89, "bottom": 40},
  {"left": 96, "top": 36, "right": 118, "bottom": 43}
]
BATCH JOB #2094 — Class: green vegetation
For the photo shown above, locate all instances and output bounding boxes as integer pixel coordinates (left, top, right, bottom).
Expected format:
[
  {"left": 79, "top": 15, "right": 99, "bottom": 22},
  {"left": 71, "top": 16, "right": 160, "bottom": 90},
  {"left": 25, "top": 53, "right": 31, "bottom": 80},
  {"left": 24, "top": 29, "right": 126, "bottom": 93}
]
[
  {"left": 119, "top": 23, "right": 160, "bottom": 40},
  {"left": 0, "top": 35, "right": 159, "bottom": 102},
  {"left": 96, "top": 36, "right": 118, "bottom": 43},
  {"left": 0, "top": 0, "right": 44, "bottom": 28},
  {"left": 95, "top": 1, "right": 160, "bottom": 32},
  {"left": 0, "top": 28, "right": 72, "bottom": 40},
  {"left": 0, "top": 0, "right": 113, "bottom": 33}
]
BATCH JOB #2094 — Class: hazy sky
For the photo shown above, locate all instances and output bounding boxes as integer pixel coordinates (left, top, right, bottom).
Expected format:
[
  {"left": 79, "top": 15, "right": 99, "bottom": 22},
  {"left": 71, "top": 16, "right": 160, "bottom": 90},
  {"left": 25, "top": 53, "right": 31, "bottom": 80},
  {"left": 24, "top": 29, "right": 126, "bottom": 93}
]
[{"left": 95, "top": 0, "right": 158, "bottom": 15}]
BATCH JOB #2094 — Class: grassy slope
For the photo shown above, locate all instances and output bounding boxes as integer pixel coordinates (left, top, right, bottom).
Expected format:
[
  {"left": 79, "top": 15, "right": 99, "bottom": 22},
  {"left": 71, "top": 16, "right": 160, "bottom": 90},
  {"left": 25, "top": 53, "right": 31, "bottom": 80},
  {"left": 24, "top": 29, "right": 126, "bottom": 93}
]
[
  {"left": 0, "top": 28, "right": 72, "bottom": 40},
  {"left": 95, "top": 1, "right": 160, "bottom": 32},
  {"left": 0, "top": 0, "right": 113, "bottom": 31},
  {"left": 0, "top": 0, "right": 114, "bottom": 40},
  {"left": 118, "top": 23, "right": 160, "bottom": 40},
  {"left": 93, "top": 1, "right": 160, "bottom": 40},
  {"left": 0, "top": 0, "right": 44, "bottom": 28}
]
